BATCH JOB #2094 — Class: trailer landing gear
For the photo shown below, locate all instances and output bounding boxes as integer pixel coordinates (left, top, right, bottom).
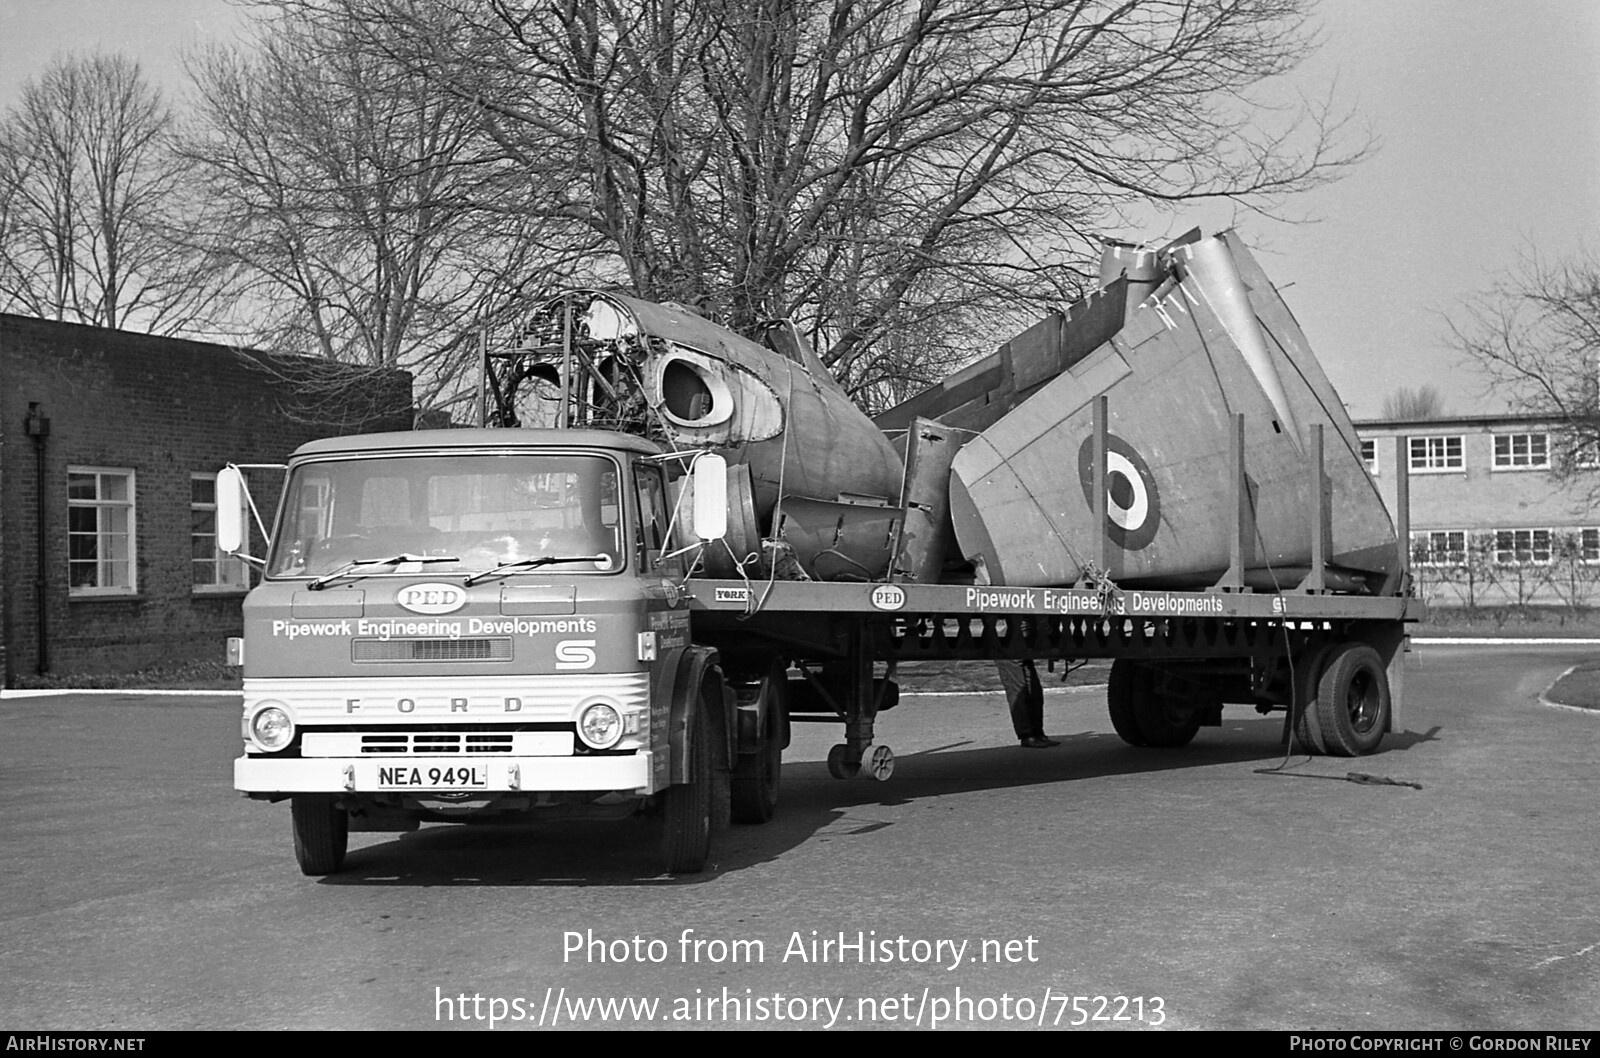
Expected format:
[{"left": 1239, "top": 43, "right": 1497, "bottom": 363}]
[{"left": 827, "top": 743, "right": 895, "bottom": 780}]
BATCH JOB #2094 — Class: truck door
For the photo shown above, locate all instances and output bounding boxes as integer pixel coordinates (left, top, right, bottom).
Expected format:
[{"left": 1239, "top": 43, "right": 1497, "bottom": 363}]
[{"left": 635, "top": 462, "right": 690, "bottom": 789}]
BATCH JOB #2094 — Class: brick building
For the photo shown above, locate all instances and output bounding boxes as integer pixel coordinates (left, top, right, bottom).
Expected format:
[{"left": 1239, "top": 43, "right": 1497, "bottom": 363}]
[
  {"left": 1355, "top": 413, "right": 1600, "bottom": 608},
  {"left": 0, "top": 315, "right": 412, "bottom": 684}
]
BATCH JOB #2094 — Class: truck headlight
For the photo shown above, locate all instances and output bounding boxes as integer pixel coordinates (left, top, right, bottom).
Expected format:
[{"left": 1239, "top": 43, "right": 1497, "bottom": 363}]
[
  {"left": 249, "top": 704, "right": 295, "bottom": 752},
  {"left": 577, "top": 702, "right": 623, "bottom": 750}
]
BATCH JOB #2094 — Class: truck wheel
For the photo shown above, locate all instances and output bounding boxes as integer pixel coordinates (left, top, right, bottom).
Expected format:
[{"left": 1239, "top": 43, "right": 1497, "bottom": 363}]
[
  {"left": 1107, "top": 659, "right": 1150, "bottom": 747},
  {"left": 1289, "top": 644, "right": 1333, "bottom": 755},
  {"left": 1315, "top": 643, "right": 1391, "bottom": 757},
  {"left": 660, "top": 705, "right": 713, "bottom": 874},
  {"left": 291, "top": 795, "right": 348, "bottom": 876}
]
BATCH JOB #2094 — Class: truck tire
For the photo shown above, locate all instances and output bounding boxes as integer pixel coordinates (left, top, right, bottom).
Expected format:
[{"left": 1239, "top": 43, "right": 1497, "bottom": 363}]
[
  {"left": 1315, "top": 642, "right": 1391, "bottom": 757},
  {"left": 1289, "top": 644, "right": 1333, "bottom": 755},
  {"left": 1107, "top": 659, "right": 1151, "bottom": 747},
  {"left": 660, "top": 704, "right": 713, "bottom": 874},
  {"left": 291, "top": 795, "right": 348, "bottom": 876}
]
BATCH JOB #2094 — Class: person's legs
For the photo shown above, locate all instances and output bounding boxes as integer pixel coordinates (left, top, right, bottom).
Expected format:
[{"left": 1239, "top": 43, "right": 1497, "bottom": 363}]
[{"left": 997, "top": 659, "right": 1058, "bottom": 747}]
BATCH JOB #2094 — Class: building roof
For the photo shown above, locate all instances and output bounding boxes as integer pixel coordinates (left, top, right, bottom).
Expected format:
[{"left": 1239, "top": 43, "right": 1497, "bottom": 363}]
[{"left": 1352, "top": 411, "right": 1564, "bottom": 431}]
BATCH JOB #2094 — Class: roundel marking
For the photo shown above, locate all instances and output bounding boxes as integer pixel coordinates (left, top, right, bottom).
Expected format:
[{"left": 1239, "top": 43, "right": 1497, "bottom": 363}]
[{"left": 1077, "top": 434, "right": 1161, "bottom": 551}]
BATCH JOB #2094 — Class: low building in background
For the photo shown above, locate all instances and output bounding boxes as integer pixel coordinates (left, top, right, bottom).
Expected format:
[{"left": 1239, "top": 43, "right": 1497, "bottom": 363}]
[
  {"left": 1355, "top": 413, "right": 1600, "bottom": 610},
  {"left": 0, "top": 315, "right": 412, "bottom": 684}
]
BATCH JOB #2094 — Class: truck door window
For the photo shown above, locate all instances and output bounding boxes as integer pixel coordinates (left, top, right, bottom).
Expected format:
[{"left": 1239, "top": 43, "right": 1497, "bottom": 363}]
[{"left": 635, "top": 465, "right": 669, "bottom": 568}]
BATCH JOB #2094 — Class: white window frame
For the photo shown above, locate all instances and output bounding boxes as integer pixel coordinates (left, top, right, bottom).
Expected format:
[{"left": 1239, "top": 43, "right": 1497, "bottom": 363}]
[
  {"left": 1411, "top": 530, "right": 1466, "bottom": 567},
  {"left": 1359, "top": 438, "right": 1380, "bottom": 475},
  {"left": 191, "top": 473, "right": 251, "bottom": 594},
  {"left": 1493, "top": 527, "right": 1552, "bottom": 566},
  {"left": 68, "top": 466, "right": 137, "bottom": 596},
  {"left": 1409, "top": 435, "right": 1464, "bottom": 473},
  {"left": 1492, "top": 432, "right": 1550, "bottom": 470},
  {"left": 1581, "top": 528, "right": 1600, "bottom": 565}
]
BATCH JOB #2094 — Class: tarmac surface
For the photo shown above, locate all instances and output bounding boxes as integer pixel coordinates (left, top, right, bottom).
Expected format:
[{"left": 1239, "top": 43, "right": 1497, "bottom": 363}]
[{"left": 1, "top": 642, "right": 1595, "bottom": 1030}]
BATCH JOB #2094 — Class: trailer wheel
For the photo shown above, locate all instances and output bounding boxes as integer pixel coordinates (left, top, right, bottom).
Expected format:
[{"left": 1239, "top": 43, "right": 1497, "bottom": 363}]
[
  {"left": 1315, "top": 643, "right": 1391, "bottom": 757},
  {"left": 1289, "top": 644, "right": 1333, "bottom": 755},
  {"left": 731, "top": 666, "right": 785, "bottom": 823},
  {"left": 731, "top": 719, "right": 782, "bottom": 824},
  {"left": 826, "top": 744, "right": 862, "bottom": 779},
  {"left": 1133, "top": 677, "right": 1203, "bottom": 748},
  {"left": 659, "top": 703, "right": 714, "bottom": 874},
  {"left": 1107, "top": 659, "right": 1151, "bottom": 747},
  {"left": 291, "top": 795, "right": 348, "bottom": 876}
]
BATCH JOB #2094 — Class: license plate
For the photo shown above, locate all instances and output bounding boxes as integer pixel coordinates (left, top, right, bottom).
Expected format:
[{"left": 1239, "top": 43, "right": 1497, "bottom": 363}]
[{"left": 375, "top": 764, "right": 489, "bottom": 790}]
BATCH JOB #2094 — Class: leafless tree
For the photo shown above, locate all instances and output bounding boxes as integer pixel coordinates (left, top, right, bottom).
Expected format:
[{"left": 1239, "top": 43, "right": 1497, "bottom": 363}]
[
  {"left": 1380, "top": 384, "right": 1446, "bottom": 421},
  {"left": 251, "top": 0, "right": 1366, "bottom": 405},
  {"left": 0, "top": 53, "right": 232, "bottom": 333},
  {"left": 181, "top": 12, "right": 605, "bottom": 417},
  {"left": 1451, "top": 246, "right": 1600, "bottom": 480}
]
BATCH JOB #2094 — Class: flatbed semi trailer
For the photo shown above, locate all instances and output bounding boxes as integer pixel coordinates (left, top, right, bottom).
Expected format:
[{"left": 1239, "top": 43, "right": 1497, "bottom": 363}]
[{"left": 684, "top": 576, "right": 1417, "bottom": 776}]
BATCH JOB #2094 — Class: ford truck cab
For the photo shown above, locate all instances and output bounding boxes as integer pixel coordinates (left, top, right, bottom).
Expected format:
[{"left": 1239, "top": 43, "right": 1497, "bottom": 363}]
[{"left": 221, "top": 429, "right": 748, "bottom": 876}]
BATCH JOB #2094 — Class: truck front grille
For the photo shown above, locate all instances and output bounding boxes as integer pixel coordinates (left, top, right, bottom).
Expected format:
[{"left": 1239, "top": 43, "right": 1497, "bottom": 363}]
[
  {"left": 359, "top": 732, "right": 513, "bottom": 753},
  {"left": 351, "top": 637, "right": 512, "bottom": 662},
  {"left": 300, "top": 730, "right": 572, "bottom": 756}
]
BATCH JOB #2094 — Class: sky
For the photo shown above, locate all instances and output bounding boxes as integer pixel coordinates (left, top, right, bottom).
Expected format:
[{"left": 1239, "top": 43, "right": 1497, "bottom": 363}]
[{"left": 2, "top": 0, "right": 1597, "bottom": 419}]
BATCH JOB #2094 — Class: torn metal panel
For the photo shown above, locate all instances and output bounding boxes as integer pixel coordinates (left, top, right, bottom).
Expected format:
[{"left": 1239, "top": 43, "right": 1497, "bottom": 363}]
[
  {"left": 892, "top": 418, "right": 963, "bottom": 584},
  {"left": 775, "top": 498, "right": 902, "bottom": 582}
]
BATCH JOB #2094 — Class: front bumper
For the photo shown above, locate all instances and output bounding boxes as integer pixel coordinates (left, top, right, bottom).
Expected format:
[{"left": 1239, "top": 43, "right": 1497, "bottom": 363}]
[{"left": 234, "top": 752, "right": 654, "bottom": 795}]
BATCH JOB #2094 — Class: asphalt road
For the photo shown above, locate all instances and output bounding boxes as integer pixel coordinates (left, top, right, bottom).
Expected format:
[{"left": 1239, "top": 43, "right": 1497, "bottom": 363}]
[{"left": 1, "top": 644, "right": 1595, "bottom": 1031}]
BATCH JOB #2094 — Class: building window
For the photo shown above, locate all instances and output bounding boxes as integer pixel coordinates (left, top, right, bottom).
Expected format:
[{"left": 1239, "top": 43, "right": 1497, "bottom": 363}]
[
  {"left": 192, "top": 474, "right": 249, "bottom": 592},
  {"left": 1582, "top": 528, "right": 1600, "bottom": 564},
  {"left": 68, "top": 467, "right": 136, "bottom": 595},
  {"left": 1409, "top": 435, "right": 1463, "bottom": 472},
  {"left": 1411, "top": 530, "right": 1466, "bottom": 567},
  {"left": 1492, "top": 432, "right": 1550, "bottom": 469},
  {"left": 1359, "top": 438, "right": 1379, "bottom": 474},
  {"left": 1493, "top": 528, "right": 1552, "bottom": 566}
]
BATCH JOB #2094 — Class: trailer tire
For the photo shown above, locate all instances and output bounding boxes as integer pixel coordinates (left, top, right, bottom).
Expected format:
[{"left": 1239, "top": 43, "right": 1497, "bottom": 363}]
[
  {"left": 731, "top": 684, "right": 784, "bottom": 824},
  {"left": 1107, "top": 659, "right": 1151, "bottom": 747},
  {"left": 1133, "top": 677, "right": 1203, "bottom": 748},
  {"left": 291, "top": 795, "right": 348, "bottom": 876},
  {"left": 1289, "top": 644, "right": 1333, "bottom": 755},
  {"left": 659, "top": 703, "right": 714, "bottom": 874},
  {"left": 1315, "top": 643, "right": 1391, "bottom": 757}
]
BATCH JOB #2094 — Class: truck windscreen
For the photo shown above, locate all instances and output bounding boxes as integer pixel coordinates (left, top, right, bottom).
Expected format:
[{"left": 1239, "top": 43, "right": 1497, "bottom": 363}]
[{"left": 265, "top": 453, "right": 623, "bottom": 578}]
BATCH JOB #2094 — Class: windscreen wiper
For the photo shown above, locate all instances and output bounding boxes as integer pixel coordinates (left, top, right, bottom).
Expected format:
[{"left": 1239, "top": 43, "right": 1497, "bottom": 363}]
[
  {"left": 463, "top": 555, "right": 610, "bottom": 586},
  {"left": 307, "top": 553, "right": 460, "bottom": 590}
]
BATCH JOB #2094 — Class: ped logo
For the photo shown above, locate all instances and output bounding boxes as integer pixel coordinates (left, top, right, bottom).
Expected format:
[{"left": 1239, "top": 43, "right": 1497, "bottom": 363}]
[
  {"left": 395, "top": 582, "right": 467, "bottom": 615},
  {"left": 870, "top": 585, "right": 906, "bottom": 611}
]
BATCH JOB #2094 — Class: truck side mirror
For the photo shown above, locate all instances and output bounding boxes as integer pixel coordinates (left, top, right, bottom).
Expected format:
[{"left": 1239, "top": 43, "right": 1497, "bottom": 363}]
[
  {"left": 216, "top": 465, "right": 249, "bottom": 554},
  {"left": 691, "top": 453, "right": 728, "bottom": 541}
]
